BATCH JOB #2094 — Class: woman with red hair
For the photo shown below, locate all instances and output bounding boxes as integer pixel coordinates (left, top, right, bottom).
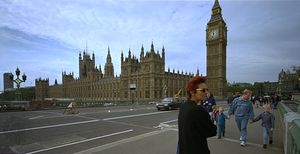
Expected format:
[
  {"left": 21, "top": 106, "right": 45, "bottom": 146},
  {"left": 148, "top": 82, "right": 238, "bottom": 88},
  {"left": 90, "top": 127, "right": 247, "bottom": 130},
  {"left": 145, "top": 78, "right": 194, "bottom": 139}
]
[{"left": 178, "top": 76, "right": 217, "bottom": 154}]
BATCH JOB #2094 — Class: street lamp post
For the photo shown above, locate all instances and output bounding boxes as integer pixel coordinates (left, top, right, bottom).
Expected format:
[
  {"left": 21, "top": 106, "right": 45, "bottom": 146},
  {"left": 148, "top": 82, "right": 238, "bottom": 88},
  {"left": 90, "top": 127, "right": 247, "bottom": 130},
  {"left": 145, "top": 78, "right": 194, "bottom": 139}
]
[{"left": 9, "top": 67, "right": 27, "bottom": 100}]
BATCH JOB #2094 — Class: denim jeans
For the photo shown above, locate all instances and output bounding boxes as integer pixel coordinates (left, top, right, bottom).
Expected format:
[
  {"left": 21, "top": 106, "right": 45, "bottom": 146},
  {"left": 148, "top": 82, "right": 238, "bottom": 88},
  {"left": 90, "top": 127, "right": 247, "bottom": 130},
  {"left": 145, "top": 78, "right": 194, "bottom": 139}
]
[
  {"left": 218, "top": 124, "right": 225, "bottom": 137},
  {"left": 235, "top": 116, "right": 249, "bottom": 142},
  {"left": 263, "top": 127, "right": 273, "bottom": 144}
]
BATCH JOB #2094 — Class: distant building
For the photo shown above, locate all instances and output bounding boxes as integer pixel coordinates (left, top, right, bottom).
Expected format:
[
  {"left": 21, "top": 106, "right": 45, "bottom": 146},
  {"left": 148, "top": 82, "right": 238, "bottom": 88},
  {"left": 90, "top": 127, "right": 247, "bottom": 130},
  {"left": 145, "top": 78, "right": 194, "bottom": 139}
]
[
  {"left": 254, "top": 81, "right": 278, "bottom": 96},
  {"left": 278, "top": 67, "right": 300, "bottom": 96},
  {"left": 3, "top": 73, "right": 13, "bottom": 91},
  {"left": 232, "top": 82, "right": 252, "bottom": 88},
  {"left": 35, "top": 78, "right": 49, "bottom": 101},
  {"left": 35, "top": 0, "right": 227, "bottom": 101},
  {"left": 35, "top": 43, "right": 195, "bottom": 101}
]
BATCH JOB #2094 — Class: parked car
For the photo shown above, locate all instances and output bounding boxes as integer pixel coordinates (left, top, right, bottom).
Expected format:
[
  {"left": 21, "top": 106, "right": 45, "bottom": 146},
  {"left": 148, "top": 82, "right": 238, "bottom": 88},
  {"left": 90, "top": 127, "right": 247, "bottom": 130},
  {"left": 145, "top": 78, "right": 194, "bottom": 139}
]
[{"left": 156, "top": 97, "right": 183, "bottom": 111}]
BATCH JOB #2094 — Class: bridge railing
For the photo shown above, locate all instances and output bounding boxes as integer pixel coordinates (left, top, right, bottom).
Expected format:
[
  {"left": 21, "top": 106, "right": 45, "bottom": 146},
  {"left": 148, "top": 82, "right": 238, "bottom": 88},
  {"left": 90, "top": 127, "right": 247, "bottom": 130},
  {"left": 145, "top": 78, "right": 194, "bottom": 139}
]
[{"left": 278, "top": 101, "right": 300, "bottom": 154}]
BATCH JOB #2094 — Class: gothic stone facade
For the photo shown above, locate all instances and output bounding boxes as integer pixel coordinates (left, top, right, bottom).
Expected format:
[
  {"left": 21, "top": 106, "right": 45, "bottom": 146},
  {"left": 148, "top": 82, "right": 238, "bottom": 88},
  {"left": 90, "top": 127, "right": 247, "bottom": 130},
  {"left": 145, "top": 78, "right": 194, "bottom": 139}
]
[
  {"left": 3, "top": 72, "right": 13, "bottom": 91},
  {"left": 35, "top": 43, "right": 194, "bottom": 101},
  {"left": 206, "top": 0, "right": 227, "bottom": 100},
  {"left": 35, "top": 0, "right": 227, "bottom": 101}
]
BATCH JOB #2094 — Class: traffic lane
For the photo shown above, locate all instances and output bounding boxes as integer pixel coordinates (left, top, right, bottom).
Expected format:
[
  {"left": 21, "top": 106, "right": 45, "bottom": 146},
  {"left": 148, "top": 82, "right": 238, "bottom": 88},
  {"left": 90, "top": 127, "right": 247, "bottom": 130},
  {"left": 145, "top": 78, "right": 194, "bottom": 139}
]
[
  {"left": 106, "top": 110, "right": 179, "bottom": 129},
  {"left": 0, "top": 114, "right": 98, "bottom": 132},
  {"left": 1, "top": 109, "right": 174, "bottom": 152},
  {"left": 39, "top": 104, "right": 156, "bottom": 116},
  {"left": 89, "top": 130, "right": 178, "bottom": 154},
  {"left": 14, "top": 112, "right": 172, "bottom": 154},
  {"left": 34, "top": 109, "right": 178, "bottom": 154},
  {"left": 4, "top": 118, "right": 153, "bottom": 154},
  {"left": 24, "top": 106, "right": 156, "bottom": 120},
  {"left": 34, "top": 126, "right": 159, "bottom": 154},
  {"left": 78, "top": 107, "right": 166, "bottom": 120},
  {"left": 0, "top": 105, "right": 156, "bottom": 131},
  {"left": 0, "top": 118, "right": 99, "bottom": 147},
  {"left": 0, "top": 111, "right": 62, "bottom": 129},
  {"left": 0, "top": 106, "right": 171, "bottom": 136}
]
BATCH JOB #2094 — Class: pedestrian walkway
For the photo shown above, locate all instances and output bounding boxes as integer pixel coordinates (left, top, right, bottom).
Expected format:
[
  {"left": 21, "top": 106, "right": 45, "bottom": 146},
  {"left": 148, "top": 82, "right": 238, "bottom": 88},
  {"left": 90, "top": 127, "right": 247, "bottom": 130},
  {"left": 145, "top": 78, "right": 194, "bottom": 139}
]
[
  {"left": 208, "top": 106, "right": 283, "bottom": 154},
  {"left": 80, "top": 105, "right": 284, "bottom": 154}
]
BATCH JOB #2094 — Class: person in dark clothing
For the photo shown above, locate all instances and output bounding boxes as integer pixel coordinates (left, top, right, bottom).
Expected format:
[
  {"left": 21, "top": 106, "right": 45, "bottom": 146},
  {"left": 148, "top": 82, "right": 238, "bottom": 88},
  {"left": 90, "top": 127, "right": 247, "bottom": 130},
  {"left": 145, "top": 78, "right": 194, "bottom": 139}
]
[
  {"left": 227, "top": 92, "right": 234, "bottom": 105},
  {"left": 203, "top": 92, "right": 216, "bottom": 113},
  {"left": 178, "top": 76, "right": 217, "bottom": 154},
  {"left": 251, "top": 104, "right": 275, "bottom": 149}
]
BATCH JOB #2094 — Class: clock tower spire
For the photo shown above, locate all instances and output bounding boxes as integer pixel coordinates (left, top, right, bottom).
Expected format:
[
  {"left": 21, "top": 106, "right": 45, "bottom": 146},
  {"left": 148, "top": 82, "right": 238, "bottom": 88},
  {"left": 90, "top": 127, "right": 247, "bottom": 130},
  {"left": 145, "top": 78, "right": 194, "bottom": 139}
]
[{"left": 206, "top": 0, "right": 227, "bottom": 100}]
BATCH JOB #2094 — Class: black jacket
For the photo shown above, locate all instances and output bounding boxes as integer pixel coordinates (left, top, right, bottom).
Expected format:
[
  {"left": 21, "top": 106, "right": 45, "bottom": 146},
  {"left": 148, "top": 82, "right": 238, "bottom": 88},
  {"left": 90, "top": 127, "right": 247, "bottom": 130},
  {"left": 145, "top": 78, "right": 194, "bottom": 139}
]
[{"left": 178, "top": 100, "right": 217, "bottom": 154}]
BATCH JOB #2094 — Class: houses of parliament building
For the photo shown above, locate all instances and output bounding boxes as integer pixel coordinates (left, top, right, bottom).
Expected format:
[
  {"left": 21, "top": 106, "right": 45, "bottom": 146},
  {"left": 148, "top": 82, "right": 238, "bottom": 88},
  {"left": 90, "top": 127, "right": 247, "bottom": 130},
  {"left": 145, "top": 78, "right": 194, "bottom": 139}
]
[
  {"left": 35, "top": 0, "right": 227, "bottom": 101},
  {"left": 36, "top": 43, "right": 194, "bottom": 101}
]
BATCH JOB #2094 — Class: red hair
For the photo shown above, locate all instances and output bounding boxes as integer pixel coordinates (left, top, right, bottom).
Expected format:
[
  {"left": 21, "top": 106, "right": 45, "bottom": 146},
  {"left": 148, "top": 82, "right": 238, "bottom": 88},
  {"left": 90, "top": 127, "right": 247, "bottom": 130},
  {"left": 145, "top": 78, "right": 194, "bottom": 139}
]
[{"left": 186, "top": 76, "right": 206, "bottom": 100}]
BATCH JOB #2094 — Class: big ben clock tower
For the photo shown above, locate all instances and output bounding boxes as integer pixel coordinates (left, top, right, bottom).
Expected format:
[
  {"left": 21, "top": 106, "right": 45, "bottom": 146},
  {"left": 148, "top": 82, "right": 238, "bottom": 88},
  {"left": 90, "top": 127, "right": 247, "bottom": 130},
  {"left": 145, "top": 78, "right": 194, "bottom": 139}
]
[{"left": 206, "top": 0, "right": 227, "bottom": 100}]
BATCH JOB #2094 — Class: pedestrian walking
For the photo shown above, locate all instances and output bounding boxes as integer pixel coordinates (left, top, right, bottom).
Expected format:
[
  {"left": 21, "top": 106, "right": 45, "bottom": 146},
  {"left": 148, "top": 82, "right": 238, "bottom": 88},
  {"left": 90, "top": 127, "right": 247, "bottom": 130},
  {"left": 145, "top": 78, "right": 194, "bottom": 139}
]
[
  {"left": 178, "top": 76, "right": 216, "bottom": 154},
  {"left": 228, "top": 89, "right": 255, "bottom": 147},
  {"left": 211, "top": 105, "right": 219, "bottom": 123},
  {"left": 227, "top": 92, "right": 234, "bottom": 105},
  {"left": 216, "top": 107, "right": 229, "bottom": 139},
  {"left": 63, "top": 102, "right": 79, "bottom": 114},
  {"left": 203, "top": 92, "right": 216, "bottom": 113},
  {"left": 251, "top": 104, "right": 275, "bottom": 149}
]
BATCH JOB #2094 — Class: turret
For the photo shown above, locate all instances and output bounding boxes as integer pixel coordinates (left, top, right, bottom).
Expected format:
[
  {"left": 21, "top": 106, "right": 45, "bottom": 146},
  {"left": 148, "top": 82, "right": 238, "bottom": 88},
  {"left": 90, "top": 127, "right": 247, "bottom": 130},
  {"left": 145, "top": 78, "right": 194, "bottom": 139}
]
[
  {"left": 162, "top": 45, "right": 165, "bottom": 60},
  {"left": 121, "top": 51, "right": 124, "bottom": 62},
  {"left": 128, "top": 48, "right": 131, "bottom": 59},
  {"left": 104, "top": 47, "right": 114, "bottom": 78},
  {"left": 140, "top": 45, "right": 144, "bottom": 60},
  {"left": 151, "top": 41, "right": 155, "bottom": 53},
  {"left": 106, "top": 47, "right": 112, "bottom": 63},
  {"left": 99, "top": 65, "right": 103, "bottom": 78},
  {"left": 92, "top": 52, "right": 95, "bottom": 63}
]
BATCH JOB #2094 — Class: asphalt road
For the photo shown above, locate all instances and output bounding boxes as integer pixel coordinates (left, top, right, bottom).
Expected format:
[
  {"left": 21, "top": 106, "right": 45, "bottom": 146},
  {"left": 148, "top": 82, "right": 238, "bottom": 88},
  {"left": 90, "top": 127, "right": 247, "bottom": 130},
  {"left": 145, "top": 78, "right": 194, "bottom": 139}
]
[
  {"left": 0, "top": 102, "right": 283, "bottom": 154},
  {"left": 0, "top": 104, "right": 180, "bottom": 154}
]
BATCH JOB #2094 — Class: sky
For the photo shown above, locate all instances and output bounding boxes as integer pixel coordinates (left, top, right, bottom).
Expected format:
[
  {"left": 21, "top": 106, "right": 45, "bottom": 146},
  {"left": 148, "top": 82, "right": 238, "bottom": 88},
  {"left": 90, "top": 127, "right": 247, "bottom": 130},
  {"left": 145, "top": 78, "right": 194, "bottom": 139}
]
[{"left": 0, "top": 0, "right": 300, "bottom": 91}]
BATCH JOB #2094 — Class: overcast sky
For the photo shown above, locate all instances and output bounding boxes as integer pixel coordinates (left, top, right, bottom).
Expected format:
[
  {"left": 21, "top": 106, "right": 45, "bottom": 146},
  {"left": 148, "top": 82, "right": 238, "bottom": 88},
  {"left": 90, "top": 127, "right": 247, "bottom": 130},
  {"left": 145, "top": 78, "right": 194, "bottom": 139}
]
[{"left": 0, "top": 0, "right": 300, "bottom": 91}]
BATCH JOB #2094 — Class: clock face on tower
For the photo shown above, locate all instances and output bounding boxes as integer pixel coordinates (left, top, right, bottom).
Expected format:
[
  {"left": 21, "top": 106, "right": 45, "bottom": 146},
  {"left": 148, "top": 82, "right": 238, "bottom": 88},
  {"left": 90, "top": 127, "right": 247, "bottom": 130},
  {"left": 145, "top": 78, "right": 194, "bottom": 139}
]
[{"left": 209, "top": 29, "right": 218, "bottom": 39}]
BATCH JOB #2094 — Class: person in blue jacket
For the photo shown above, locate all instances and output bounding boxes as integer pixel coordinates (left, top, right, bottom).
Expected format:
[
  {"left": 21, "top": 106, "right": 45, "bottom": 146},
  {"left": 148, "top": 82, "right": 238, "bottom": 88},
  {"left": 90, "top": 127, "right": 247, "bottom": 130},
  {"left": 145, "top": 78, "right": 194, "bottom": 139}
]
[
  {"left": 216, "top": 107, "right": 229, "bottom": 139},
  {"left": 251, "top": 104, "right": 275, "bottom": 149},
  {"left": 203, "top": 92, "right": 216, "bottom": 113},
  {"left": 228, "top": 89, "right": 254, "bottom": 147}
]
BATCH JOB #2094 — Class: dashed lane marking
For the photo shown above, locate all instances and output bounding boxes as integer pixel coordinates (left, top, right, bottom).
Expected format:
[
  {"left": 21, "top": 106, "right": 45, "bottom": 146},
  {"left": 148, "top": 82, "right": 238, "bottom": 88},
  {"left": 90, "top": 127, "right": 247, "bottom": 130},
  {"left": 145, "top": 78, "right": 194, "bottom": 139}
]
[
  {"left": 74, "top": 129, "right": 169, "bottom": 154},
  {"left": 28, "top": 115, "right": 44, "bottom": 120},
  {"left": 25, "top": 129, "right": 134, "bottom": 154},
  {"left": 0, "top": 119, "right": 99, "bottom": 134},
  {"left": 103, "top": 111, "right": 172, "bottom": 121}
]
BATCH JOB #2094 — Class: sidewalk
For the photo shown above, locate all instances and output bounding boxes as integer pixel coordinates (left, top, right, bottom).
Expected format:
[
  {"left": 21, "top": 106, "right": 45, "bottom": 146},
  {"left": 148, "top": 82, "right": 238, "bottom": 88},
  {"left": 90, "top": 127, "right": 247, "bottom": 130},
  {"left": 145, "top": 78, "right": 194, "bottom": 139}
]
[
  {"left": 78, "top": 107, "right": 284, "bottom": 154},
  {"left": 208, "top": 106, "right": 283, "bottom": 154}
]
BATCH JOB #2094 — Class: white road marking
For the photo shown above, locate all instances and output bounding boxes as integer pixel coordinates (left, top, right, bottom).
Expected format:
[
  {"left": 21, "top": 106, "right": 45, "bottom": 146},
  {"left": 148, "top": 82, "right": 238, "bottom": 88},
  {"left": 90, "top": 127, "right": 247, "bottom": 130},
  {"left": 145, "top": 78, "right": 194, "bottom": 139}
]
[
  {"left": 154, "top": 119, "right": 178, "bottom": 129},
  {"left": 161, "top": 119, "right": 177, "bottom": 124},
  {"left": 28, "top": 115, "right": 44, "bottom": 120},
  {"left": 0, "top": 119, "right": 99, "bottom": 134},
  {"left": 103, "top": 111, "right": 172, "bottom": 121},
  {"left": 74, "top": 129, "right": 168, "bottom": 154},
  {"left": 25, "top": 129, "right": 134, "bottom": 154}
]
